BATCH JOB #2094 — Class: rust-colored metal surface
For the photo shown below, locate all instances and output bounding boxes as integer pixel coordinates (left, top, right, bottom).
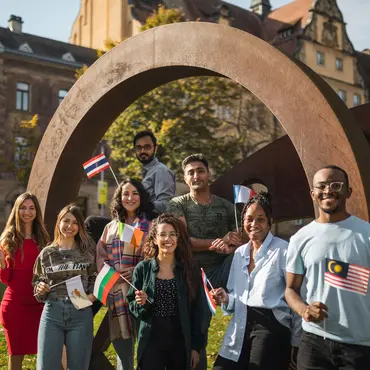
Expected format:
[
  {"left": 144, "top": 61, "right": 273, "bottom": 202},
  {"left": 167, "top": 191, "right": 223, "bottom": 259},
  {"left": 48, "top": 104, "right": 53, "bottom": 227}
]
[
  {"left": 28, "top": 21, "right": 370, "bottom": 223},
  {"left": 212, "top": 102, "right": 370, "bottom": 221},
  {"left": 211, "top": 135, "right": 314, "bottom": 221}
]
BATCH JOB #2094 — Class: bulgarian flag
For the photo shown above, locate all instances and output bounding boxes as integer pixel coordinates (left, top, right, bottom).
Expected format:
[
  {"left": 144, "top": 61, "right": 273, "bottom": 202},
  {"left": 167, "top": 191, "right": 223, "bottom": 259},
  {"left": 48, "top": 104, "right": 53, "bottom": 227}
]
[
  {"left": 118, "top": 222, "right": 144, "bottom": 249},
  {"left": 93, "top": 264, "right": 120, "bottom": 305},
  {"left": 201, "top": 268, "right": 216, "bottom": 316}
]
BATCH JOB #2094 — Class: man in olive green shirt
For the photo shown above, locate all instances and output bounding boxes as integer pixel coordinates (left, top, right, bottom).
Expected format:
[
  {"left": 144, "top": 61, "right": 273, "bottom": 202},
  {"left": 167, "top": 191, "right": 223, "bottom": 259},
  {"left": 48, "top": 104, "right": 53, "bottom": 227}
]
[{"left": 167, "top": 153, "right": 240, "bottom": 289}]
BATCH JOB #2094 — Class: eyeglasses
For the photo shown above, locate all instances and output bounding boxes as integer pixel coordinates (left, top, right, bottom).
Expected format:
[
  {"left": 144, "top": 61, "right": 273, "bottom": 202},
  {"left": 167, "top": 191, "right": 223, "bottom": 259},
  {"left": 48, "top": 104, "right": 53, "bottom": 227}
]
[
  {"left": 157, "top": 232, "right": 178, "bottom": 241},
  {"left": 134, "top": 144, "right": 153, "bottom": 152},
  {"left": 313, "top": 182, "right": 344, "bottom": 192}
]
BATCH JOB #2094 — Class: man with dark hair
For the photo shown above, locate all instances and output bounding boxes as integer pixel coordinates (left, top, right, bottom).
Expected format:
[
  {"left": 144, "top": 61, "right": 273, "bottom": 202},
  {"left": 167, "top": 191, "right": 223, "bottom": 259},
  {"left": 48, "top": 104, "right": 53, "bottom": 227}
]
[
  {"left": 285, "top": 165, "right": 370, "bottom": 370},
  {"left": 167, "top": 153, "right": 240, "bottom": 288},
  {"left": 167, "top": 153, "right": 240, "bottom": 370},
  {"left": 133, "top": 130, "right": 175, "bottom": 213}
]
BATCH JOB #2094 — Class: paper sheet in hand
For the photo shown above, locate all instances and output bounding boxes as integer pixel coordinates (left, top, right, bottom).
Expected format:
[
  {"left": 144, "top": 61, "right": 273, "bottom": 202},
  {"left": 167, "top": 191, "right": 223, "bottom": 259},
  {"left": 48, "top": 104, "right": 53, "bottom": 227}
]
[{"left": 65, "top": 275, "right": 92, "bottom": 310}]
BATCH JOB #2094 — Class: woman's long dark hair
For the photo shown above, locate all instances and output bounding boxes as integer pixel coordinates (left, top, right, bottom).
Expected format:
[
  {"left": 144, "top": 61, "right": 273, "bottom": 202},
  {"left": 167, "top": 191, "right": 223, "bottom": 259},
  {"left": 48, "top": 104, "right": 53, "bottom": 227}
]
[
  {"left": 241, "top": 191, "right": 273, "bottom": 226},
  {"left": 144, "top": 214, "right": 197, "bottom": 301},
  {"left": 110, "top": 179, "right": 154, "bottom": 222}
]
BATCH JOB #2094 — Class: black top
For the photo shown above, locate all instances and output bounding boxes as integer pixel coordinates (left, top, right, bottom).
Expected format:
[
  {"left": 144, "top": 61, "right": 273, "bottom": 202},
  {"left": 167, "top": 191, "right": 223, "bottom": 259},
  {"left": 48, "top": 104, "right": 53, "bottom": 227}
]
[{"left": 153, "top": 277, "right": 178, "bottom": 317}]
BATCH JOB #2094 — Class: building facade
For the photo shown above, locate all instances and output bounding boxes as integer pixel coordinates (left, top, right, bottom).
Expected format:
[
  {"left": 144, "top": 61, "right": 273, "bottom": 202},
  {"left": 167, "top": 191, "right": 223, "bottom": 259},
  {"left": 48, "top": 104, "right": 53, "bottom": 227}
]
[
  {"left": 70, "top": 0, "right": 369, "bottom": 108},
  {"left": 0, "top": 15, "right": 116, "bottom": 230}
]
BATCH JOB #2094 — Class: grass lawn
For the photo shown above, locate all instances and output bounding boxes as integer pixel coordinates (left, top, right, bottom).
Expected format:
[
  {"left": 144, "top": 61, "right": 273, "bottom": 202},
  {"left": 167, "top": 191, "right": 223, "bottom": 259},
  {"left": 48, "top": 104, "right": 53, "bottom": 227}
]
[{"left": 0, "top": 307, "right": 231, "bottom": 369}]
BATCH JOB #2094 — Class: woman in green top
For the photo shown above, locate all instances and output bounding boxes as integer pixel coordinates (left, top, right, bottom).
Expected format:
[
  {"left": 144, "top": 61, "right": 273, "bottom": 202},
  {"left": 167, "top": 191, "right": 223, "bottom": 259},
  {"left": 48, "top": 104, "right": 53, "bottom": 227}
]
[{"left": 127, "top": 214, "right": 206, "bottom": 370}]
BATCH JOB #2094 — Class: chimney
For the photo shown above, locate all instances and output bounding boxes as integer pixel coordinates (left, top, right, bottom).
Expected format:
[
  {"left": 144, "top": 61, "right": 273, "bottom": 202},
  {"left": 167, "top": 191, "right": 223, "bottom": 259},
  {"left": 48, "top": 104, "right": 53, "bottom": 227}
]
[{"left": 8, "top": 15, "right": 23, "bottom": 34}]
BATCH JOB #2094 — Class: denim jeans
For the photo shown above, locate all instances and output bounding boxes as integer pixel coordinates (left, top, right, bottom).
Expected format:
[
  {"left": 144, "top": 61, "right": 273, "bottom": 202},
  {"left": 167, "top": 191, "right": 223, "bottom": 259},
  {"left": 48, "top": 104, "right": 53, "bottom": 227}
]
[
  {"left": 298, "top": 331, "right": 370, "bottom": 370},
  {"left": 37, "top": 299, "right": 93, "bottom": 370}
]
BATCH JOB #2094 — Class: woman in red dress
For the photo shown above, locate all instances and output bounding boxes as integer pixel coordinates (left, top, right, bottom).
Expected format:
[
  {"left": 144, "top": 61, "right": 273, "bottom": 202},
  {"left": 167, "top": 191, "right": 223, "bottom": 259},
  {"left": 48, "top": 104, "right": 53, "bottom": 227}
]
[{"left": 0, "top": 192, "right": 49, "bottom": 370}]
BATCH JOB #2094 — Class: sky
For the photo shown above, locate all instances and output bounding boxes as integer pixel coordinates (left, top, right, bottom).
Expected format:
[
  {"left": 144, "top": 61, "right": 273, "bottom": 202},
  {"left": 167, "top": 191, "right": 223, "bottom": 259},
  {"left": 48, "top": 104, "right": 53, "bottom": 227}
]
[{"left": 0, "top": 0, "right": 369, "bottom": 51}]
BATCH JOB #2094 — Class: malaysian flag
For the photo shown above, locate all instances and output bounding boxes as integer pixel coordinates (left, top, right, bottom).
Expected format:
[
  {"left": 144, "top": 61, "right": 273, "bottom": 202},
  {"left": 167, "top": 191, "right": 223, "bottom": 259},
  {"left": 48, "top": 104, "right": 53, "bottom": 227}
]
[
  {"left": 324, "top": 258, "right": 370, "bottom": 296},
  {"left": 83, "top": 153, "right": 110, "bottom": 179}
]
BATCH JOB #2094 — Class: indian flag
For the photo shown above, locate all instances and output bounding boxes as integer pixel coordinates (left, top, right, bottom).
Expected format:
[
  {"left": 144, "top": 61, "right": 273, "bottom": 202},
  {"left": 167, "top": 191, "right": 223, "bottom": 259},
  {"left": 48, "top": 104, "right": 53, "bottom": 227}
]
[
  {"left": 93, "top": 264, "right": 120, "bottom": 305},
  {"left": 118, "top": 222, "right": 144, "bottom": 248}
]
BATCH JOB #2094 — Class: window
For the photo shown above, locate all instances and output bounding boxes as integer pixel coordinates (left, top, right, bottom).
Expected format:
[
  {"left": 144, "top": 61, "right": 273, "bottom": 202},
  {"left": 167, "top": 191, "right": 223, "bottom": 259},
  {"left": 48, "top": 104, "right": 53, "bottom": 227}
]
[
  {"left": 335, "top": 58, "right": 343, "bottom": 71},
  {"left": 338, "top": 89, "right": 347, "bottom": 103},
  {"left": 58, "top": 89, "right": 68, "bottom": 105},
  {"left": 353, "top": 94, "right": 362, "bottom": 106},
  {"left": 316, "top": 51, "right": 325, "bottom": 66},
  {"left": 16, "top": 82, "right": 29, "bottom": 111},
  {"left": 14, "top": 136, "right": 28, "bottom": 165}
]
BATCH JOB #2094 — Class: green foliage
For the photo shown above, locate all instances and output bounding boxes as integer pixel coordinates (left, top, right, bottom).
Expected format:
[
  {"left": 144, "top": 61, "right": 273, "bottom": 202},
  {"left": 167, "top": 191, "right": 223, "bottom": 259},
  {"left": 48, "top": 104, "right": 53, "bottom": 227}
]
[
  {"left": 105, "top": 77, "right": 241, "bottom": 180},
  {"left": 140, "top": 5, "right": 185, "bottom": 31},
  {"left": 10, "top": 115, "right": 43, "bottom": 185}
]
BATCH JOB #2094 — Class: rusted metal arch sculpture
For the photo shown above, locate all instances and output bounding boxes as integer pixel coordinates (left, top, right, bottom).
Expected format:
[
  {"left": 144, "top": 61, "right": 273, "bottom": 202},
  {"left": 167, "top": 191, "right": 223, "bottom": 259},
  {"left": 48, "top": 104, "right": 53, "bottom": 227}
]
[
  {"left": 28, "top": 22, "right": 370, "bottom": 225},
  {"left": 212, "top": 102, "right": 370, "bottom": 221}
]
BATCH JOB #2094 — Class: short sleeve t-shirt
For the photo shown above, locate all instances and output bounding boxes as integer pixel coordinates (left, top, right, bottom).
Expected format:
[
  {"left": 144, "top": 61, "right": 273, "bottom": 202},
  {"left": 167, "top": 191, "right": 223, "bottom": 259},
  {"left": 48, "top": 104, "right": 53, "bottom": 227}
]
[
  {"left": 286, "top": 216, "right": 370, "bottom": 346},
  {"left": 167, "top": 193, "right": 237, "bottom": 275}
]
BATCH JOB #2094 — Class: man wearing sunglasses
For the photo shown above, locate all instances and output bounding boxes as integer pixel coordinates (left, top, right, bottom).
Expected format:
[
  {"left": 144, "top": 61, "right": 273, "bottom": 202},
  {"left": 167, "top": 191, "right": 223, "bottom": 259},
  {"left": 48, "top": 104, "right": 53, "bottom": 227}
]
[
  {"left": 285, "top": 165, "right": 370, "bottom": 370},
  {"left": 133, "top": 130, "right": 175, "bottom": 214}
]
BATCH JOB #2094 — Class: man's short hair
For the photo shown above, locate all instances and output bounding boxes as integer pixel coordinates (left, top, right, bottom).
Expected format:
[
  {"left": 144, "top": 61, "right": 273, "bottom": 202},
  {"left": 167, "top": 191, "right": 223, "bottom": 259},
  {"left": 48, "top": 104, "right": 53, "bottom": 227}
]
[
  {"left": 182, "top": 153, "right": 209, "bottom": 172},
  {"left": 316, "top": 165, "right": 349, "bottom": 187},
  {"left": 133, "top": 130, "right": 157, "bottom": 147}
]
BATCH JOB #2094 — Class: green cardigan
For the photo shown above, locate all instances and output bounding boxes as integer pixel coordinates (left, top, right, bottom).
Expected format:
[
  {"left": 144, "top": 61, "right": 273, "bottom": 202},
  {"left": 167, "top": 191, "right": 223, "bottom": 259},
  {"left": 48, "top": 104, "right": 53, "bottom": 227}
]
[{"left": 127, "top": 258, "right": 206, "bottom": 369}]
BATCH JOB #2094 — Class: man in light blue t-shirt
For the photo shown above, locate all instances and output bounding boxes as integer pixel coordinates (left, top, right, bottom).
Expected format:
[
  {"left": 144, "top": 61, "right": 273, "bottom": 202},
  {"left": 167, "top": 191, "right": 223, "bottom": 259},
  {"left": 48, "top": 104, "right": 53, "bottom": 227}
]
[{"left": 286, "top": 165, "right": 370, "bottom": 370}]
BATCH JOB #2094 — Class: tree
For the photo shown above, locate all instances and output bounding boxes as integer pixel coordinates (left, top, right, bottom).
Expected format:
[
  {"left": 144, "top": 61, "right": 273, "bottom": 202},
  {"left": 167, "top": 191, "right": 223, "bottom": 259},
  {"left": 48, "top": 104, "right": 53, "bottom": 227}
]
[
  {"left": 79, "top": 5, "right": 280, "bottom": 181},
  {"left": 13, "top": 114, "right": 42, "bottom": 185}
]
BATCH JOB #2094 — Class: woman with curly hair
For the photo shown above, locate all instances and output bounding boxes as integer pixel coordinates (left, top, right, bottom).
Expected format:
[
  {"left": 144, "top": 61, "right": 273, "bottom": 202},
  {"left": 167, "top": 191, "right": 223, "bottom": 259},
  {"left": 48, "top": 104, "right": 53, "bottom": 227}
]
[
  {"left": 211, "top": 192, "right": 301, "bottom": 370},
  {"left": 127, "top": 213, "right": 206, "bottom": 370},
  {"left": 96, "top": 179, "right": 155, "bottom": 370},
  {"left": 0, "top": 192, "right": 49, "bottom": 370}
]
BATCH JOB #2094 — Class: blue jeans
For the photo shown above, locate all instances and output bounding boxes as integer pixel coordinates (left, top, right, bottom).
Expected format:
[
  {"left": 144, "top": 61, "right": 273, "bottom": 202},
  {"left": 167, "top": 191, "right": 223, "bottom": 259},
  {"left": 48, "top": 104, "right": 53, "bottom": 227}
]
[{"left": 37, "top": 299, "right": 93, "bottom": 370}]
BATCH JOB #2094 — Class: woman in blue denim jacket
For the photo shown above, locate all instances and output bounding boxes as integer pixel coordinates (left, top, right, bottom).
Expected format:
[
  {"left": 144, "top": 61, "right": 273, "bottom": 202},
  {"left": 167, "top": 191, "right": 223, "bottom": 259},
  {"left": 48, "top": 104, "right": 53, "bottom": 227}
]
[{"left": 211, "top": 192, "right": 301, "bottom": 370}]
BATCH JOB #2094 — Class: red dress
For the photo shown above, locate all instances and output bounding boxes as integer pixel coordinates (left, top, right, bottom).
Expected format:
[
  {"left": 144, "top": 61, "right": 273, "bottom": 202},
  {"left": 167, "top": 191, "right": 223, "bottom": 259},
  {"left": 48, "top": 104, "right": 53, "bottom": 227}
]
[{"left": 0, "top": 239, "right": 44, "bottom": 355}]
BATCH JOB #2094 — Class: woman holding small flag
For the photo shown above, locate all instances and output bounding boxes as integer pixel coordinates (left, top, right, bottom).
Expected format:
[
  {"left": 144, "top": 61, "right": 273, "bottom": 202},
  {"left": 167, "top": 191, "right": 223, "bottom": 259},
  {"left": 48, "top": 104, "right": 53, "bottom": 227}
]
[
  {"left": 33, "top": 204, "right": 96, "bottom": 370},
  {"left": 127, "top": 213, "right": 206, "bottom": 370},
  {"left": 96, "top": 179, "right": 154, "bottom": 370},
  {"left": 0, "top": 192, "right": 49, "bottom": 370},
  {"left": 211, "top": 192, "right": 301, "bottom": 370}
]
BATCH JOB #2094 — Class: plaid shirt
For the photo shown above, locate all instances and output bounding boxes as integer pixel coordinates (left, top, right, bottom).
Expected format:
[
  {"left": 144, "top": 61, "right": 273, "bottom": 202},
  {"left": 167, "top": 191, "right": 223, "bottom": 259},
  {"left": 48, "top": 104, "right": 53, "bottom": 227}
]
[{"left": 96, "top": 213, "right": 150, "bottom": 340}]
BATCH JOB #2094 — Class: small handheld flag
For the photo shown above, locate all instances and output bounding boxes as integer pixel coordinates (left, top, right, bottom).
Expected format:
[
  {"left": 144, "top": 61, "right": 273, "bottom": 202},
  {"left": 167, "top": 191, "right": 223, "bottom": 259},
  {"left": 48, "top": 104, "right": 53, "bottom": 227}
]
[
  {"left": 201, "top": 268, "right": 216, "bottom": 316},
  {"left": 118, "top": 222, "right": 144, "bottom": 249},
  {"left": 93, "top": 264, "right": 121, "bottom": 305},
  {"left": 324, "top": 258, "right": 370, "bottom": 296},
  {"left": 233, "top": 185, "right": 256, "bottom": 204},
  {"left": 83, "top": 153, "right": 110, "bottom": 179}
]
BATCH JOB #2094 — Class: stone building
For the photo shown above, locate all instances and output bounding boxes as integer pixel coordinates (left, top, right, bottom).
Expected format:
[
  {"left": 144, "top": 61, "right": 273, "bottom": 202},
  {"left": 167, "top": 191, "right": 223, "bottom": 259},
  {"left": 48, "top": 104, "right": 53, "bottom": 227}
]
[
  {"left": 71, "top": 0, "right": 369, "bottom": 108},
  {"left": 0, "top": 15, "right": 116, "bottom": 230}
]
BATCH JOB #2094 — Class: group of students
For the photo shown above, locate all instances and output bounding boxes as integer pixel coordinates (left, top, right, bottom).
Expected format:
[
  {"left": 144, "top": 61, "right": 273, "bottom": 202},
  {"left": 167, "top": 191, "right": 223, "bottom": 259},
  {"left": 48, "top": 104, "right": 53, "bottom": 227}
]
[{"left": 0, "top": 130, "right": 369, "bottom": 370}]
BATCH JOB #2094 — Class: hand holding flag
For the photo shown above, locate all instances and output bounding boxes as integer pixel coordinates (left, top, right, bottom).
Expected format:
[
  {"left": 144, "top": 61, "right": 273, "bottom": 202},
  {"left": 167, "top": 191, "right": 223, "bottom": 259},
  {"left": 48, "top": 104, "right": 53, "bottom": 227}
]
[{"left": 201, "top": 268, "right": 217, "bottom": 316}]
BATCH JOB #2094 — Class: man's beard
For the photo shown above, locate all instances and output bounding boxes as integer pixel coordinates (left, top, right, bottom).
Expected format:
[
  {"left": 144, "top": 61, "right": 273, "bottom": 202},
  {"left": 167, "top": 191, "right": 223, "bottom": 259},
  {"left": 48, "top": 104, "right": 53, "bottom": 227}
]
[{"left": 137, "top": 153, "right": 155, "bottom": 164}]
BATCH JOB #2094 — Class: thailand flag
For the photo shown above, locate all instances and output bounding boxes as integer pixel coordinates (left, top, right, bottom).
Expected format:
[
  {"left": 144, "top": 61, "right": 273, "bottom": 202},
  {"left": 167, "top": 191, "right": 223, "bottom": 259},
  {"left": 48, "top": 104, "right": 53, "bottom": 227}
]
[
  {"left": 83, "top": 153, "right": 110, "bottom": 179},
  {"left": 201, "top": 268, "right": 216, "bottom": 316},
  {"left": 233, "top": 185, "right": 256, "bottom": 204}
]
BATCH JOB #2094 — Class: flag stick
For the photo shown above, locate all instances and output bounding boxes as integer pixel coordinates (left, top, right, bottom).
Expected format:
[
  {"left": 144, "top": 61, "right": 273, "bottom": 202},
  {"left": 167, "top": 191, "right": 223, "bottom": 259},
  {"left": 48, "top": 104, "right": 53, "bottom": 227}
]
[
  {"left": 234, "top": 204, "right": 239, "bottom": 234},
  {"left": 119, "top": 274, "right": 152, "bottom": 304},
  {"left": 207, "top": 278, "right": 215, "bottom": 292},
  {"left": 110, "top": 167, "right": 120, "bottom": 187},
  {"left": 33, "top": 275, "right": 81, "bottom": 296}
]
